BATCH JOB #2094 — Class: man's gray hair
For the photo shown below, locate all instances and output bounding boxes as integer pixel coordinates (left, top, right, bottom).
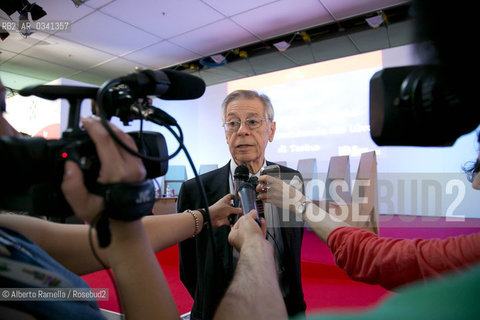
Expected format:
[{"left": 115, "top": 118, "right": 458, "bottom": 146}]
[{"left": 221, "top": 90, "right": 274, "bottom": 122}]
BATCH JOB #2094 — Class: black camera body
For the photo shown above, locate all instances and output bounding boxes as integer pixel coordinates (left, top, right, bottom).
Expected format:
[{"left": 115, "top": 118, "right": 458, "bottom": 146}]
[
  {"left": 0, "top": 68, "right": 208, "bottom": 223},
  {"left": 0, "top": 130, "right": 168, "bottom": 217},
  {"left": 0, "top": 68, "right": 209, "bottom": 218},
  {"left": 369, "top": 1, "right": 480, "bottom": 147}
]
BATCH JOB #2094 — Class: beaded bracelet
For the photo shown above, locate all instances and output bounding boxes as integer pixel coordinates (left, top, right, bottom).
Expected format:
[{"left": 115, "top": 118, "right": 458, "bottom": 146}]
[{"left": 186, "top": 209, "right": 199, "bottom": 237}]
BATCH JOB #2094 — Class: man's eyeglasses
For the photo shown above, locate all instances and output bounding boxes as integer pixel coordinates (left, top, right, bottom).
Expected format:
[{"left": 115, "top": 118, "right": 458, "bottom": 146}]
[{"left": 223, "top": 118, "right": 269, "bottom": 132}]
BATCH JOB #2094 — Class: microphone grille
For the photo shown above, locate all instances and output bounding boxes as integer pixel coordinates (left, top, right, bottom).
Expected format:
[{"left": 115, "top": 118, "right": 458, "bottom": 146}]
[{"left": 234, "top": 165, "right": 249, "bottom": 180}]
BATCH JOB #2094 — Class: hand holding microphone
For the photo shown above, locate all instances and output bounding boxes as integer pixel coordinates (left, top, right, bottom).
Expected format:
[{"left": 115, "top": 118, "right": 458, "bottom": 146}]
[{"left": 233, "top": 165, "right": 260, "bottom": 225}]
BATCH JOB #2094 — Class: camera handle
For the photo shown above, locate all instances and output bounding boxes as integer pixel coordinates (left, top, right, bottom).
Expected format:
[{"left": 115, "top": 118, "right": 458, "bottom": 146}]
[
  {"left": 18, "top": 84, "right": 97, "bottom": 138},
  {"left": 63, "top": 97, "right": 83, "bottom": 137}
]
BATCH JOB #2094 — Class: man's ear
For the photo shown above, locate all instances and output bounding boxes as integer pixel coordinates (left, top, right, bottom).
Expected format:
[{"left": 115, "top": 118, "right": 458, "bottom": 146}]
[
  {"left": 268, "top": 121, "right": 276, "bottom": 142},
  {"left": 225, "top": 130, "right": 230, "bottom": 144}
]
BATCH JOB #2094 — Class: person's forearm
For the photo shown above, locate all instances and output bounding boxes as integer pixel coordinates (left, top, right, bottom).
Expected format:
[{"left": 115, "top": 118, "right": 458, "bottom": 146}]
[
  {"left": 0, "top": 211, "right": 205, "bottom": 275},
  {"left": 106, "top": 219, "right": 178, "bottom": 320},
  {"left": 290, "top": 196, "right": 350, "bottom": 243},
  {"left": 142, "top": 210, "right": 204, "bottom": 252},
  {"left": 214, "top": 238, "right": 287, "bottom": 320},
  {"left": 259, "top": 178, "right": 350, "bottom": 243},
  {"left": 80, "top": 210, "right": 205, "bottom": 272},
  {"left": 328, "top": 227, "right": 480, "bottom": 290},
  {"left": 302, "top": 201, "right": 350, "bottom": 243}
]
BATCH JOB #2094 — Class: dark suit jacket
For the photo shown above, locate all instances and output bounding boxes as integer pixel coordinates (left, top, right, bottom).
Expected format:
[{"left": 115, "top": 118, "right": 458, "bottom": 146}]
[{"left": 177, "top": 161, "right": 306, "bottom": 320}]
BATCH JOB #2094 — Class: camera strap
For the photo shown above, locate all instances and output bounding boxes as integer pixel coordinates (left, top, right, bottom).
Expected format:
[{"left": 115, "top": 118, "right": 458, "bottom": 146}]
[{"left": 94, "top": 180, "right": 155, "bottom": 248}]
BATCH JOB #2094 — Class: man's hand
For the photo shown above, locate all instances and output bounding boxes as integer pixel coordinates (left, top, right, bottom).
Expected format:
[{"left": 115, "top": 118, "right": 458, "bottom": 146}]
[
  {"left": 61, "top": 116, "right": 146, "bottom": 223},
  {"left": 228, "top": 210, "right": 267, "bottom": 252}
]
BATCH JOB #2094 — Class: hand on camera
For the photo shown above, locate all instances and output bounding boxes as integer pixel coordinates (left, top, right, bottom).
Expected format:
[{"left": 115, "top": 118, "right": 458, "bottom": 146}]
[{"left": 61, "top": 117, "right": 146, "bottom": 223}]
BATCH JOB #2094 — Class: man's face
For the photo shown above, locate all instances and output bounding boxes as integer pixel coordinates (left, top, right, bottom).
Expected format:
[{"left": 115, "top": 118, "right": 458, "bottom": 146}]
[{"left": 224, "top": 97, "right": 276, "bottom": 173}]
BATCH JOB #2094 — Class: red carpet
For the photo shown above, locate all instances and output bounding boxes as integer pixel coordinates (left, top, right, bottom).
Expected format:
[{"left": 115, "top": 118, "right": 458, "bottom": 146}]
[
  {"left": 81, "top": 245, "right": 193, "bottom": 314},
  {"left": 300, "top": 231, "right": 389, "bottom": 315},
  {"left": 81, "top": 215, "right": 480, "bottom": 315}
]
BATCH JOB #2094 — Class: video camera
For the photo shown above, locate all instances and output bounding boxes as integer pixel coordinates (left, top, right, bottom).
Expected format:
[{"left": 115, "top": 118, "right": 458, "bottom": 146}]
[
  {"left": 0, "top": 69, "right": 206, "bottom": 217},
  {"left": 369, "top": 0, "right": 480, "bottom": 147}
]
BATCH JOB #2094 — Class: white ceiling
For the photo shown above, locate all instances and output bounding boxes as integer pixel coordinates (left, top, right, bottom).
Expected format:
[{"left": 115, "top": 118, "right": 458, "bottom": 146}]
[{"left": 0, "top": 0, "right": 413, "bottom": 91}]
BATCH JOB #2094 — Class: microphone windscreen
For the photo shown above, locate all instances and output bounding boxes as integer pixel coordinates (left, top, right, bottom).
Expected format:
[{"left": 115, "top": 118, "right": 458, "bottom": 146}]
[
  {"left": 234, "top": 165, "right": 249, "bottom": 181},
  {"left": 19, "top": 85, "right": 99, "bottom": 101},
  {"left": 161, "top": 69, "right": 206, "bottom": 100}
]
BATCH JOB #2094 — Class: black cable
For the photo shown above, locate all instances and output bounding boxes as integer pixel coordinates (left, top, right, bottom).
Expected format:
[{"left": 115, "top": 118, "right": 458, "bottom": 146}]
[
  {"left": 88, "top": 213, "right": 123, "bottom": 314},
  {"left": 138, "top": 119, "right": 146, "bottom": 152},
  {"left": 156, "top": 120, "right": 216, "bottom": 248},
  {"left": 179, "top": 142, "right": 216, "bottom": 245},
  {"left": 266, "top": 230, "right": 282, "bottom": 258},
  {"left": 95, "top": 79, "right": 183, "bottom": 163},
  {"left": 145, "top": 114, "right": 184, "bottom": 160}
]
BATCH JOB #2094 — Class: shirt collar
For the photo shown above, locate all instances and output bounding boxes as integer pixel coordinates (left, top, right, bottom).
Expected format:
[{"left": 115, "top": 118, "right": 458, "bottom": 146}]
[{"left": 229, "top": 158, "right": 267, "bottom": 177}]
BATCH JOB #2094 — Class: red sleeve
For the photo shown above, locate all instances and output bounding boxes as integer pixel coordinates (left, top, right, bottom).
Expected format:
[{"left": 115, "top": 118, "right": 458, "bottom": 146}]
[{"left": 326, "top": 227, "right": 480, "bottom": 290}]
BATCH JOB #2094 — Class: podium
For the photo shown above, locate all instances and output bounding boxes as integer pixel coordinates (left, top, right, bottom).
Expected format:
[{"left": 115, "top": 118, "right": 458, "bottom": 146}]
[{"left": 153, "top": 197, "right": 178, "bottom": 215}]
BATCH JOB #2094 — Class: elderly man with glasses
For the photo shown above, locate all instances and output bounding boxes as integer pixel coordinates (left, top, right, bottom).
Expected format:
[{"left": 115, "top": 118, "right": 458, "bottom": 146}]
[{"left": 177, "top": 90, "right": 306, "bottom": 320}]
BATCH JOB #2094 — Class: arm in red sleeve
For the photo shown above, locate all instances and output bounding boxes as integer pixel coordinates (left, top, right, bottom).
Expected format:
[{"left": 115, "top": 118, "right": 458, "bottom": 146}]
[{"left": 326, "top": 227, "right": 480, "bottom": 290}]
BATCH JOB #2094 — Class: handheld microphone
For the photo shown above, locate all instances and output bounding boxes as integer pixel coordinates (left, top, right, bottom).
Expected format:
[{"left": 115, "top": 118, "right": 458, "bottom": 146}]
[
  {"left": 234, "top": 165, "right": 249, "bottom": 193},
  {"left": 237, "top": 180, "right": 257, "bottom": 216},
  {"left": 233, "top": 165, "right": 248, "bottom": 206},
  {"left": 233, "top": 165, "right": 259, "bottom": 224}
]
